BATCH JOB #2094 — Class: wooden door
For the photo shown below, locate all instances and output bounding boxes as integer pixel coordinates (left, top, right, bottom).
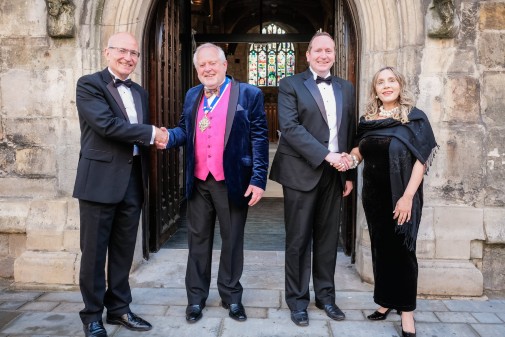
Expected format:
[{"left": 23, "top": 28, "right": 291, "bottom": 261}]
[
  {"left": 334, "top": 0, "right": 359, "bottom": 261},
  {"left": 144, "top": 0, "right": 185, "bottom": 256}
]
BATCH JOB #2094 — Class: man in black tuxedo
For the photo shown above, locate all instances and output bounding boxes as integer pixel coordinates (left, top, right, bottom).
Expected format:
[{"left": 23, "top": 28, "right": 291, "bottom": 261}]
[
  {"left": 73, "top": 32, "right": 167, "bottom": 337},
  {"left": 270, "top": 32, "right": 356, "bottom": 327}
]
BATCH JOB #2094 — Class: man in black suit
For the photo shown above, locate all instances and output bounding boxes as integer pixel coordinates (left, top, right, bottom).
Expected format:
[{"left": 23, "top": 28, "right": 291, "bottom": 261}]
[
  {"left": 269, "top": 32, "right": 356, "bottom": 327},
  {"left": 161, "top": 43, "right": 269, "bottom": 323},
  {"left": 74, "top": 32, "right": 167, "bottom": 337}
]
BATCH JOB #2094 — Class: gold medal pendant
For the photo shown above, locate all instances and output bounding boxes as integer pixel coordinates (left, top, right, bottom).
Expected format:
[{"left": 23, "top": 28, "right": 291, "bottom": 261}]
[{"left": 198, "top": 115, "right": 211, "bottom": 132}]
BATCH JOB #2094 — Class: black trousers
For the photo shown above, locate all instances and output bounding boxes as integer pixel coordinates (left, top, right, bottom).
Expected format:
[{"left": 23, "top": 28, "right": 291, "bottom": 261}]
[
  {"left": 78, "top": 157, "right": 143, "bottom": 324},
  {"left": 185, "top": 174, "right": 248, "bottom": 305},
  {"left": 283, "top": 164, "right": 343, "bottom": 311}
]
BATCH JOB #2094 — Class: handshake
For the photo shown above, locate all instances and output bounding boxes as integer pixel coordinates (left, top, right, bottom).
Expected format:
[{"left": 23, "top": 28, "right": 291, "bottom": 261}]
[
  {"left": 154, "top": 126, "right": 169, "bottom": 150},
  {"left": 325, "top": 152, "right": 359, "bottom": 172}
]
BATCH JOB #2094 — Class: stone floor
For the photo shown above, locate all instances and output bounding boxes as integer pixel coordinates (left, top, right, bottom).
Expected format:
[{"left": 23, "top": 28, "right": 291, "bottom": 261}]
[
  {"left": 162, "top": 197, "right": 286, "bottom": 251},
  {"left": 1, "top": 249, "right": 505, "bottom": 336}
]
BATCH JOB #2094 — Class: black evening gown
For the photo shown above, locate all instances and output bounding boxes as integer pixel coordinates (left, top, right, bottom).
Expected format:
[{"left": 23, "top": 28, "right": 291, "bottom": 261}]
[{"left": 360, "top": 136, "right": 418, "bottom": 312}]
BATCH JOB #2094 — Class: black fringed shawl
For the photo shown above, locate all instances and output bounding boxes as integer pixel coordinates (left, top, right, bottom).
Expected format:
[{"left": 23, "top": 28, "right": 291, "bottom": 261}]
[{"left": 356, "top": 107, "right": 438, "bottom": 251}]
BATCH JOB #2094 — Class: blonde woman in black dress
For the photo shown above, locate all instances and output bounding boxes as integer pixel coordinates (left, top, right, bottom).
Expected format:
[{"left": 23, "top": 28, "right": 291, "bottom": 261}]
[{"left": 335, "top": 67, "right": 437, "bottom": 337}]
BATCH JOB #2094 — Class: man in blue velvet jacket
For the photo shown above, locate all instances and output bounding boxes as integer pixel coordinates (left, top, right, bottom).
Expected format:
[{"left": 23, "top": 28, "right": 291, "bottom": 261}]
[{"left": 161, "top": 43, "right": 269, "bottom": 323}]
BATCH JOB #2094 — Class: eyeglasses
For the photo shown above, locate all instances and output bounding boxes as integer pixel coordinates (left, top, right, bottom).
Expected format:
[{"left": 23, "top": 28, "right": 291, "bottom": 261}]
[{"left": 108, "top": 46, "right": 140, "bottom": 58}]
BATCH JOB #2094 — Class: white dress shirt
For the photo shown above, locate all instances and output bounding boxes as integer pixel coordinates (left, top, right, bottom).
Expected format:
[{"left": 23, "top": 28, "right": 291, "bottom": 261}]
[{"left": 310, "top": 67, "right": 339, "bottom": 152}]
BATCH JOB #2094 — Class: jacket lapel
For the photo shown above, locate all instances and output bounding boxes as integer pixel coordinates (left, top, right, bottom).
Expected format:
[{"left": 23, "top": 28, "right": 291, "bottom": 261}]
[
  {"left": 332, "top": 78, "right": 343, "bottom": 131},
  {"left": 131, "top": 88, "right": 144, "bottom": 123},
  {"left": 303, "top": 70, "right": 328, "bottom": 125},
  {"left": 191, "top": 87, "right": 204, "bottom": 143},
  {"left": 102, "top": 69, "right": 129, "bottom": 121},
  {"left": 225, "top": 77, "right": 239, "bottom": 147}
]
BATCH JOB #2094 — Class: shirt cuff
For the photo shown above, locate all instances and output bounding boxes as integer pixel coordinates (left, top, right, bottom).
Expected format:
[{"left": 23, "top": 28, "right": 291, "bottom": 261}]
[{"left": 150, "top": 126, "right": 155, "bottom": 145}]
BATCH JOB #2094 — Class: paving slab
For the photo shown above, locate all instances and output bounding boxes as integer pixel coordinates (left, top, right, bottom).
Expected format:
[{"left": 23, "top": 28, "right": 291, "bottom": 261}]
[
  {"left": 0, "top": 302, "right": 25, "bottom": 310},
  {"left": 38, "top": 292, "right": 82, "bottom": 303},
  {"left": 0, "top": 292, "right": 41, "bottom": 302},
  {"left": 221, "top": 317, "right": 330, "bottom": 337},
  {"left": 471, "top": 323, "right": 505, "bottom": 337},
  {"left": 113, "top": 316, "right": 221, "bottom": 337},
  {"left": 17, "top": 301, "right": 59, "bottom": 311},
  {"left": 471, "top": 312, "right": 503, "bottom": 323},
  {"left": 415, "top": 322, "right": 480, "bottom": 336},
  {"left": 328, "top": 321, "right": 400, "bottom": 337},
  {"left": 443, "top": 299, "right": 505, "bottom": 313},
  {"left": 0, "top": 311, "right": 21, "bottom": 330},
  {"left": 0, "top": 312, "right": 85, "bottom": 335},
  {"left": 435, "top": 311, "right": 479, "bottom": 323}
]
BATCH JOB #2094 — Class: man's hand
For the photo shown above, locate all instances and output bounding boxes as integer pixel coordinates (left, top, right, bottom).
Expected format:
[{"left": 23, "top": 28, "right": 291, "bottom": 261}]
[
  {"left": 244, "top": 185, "right": 264, "bottom": 206},
  {"left": 154, "top": 127, "right": 168, "bottom": 149},
  {"left": 325, "top": 152, "right": 349, "bottom": 171}
]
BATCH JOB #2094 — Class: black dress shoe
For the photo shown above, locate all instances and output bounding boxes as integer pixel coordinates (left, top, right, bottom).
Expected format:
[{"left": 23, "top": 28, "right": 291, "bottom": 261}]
[
  {"left": 290, "top": 309, "right": 309, "bottom": 326},
  {"left": 221, "top": 301, "right": 247, "bottom": 321},
  {"left": 315, "top": 302, "right": 346, "bottom": 321},
  {"left": 185, "top": 304, "right": 205, "bottom": 323},
  {"left": 106, "top": 311, "right": 152, "bottom": 331},
  {"left": 83, "top": 320, "right": 107, "bottom": 337}
]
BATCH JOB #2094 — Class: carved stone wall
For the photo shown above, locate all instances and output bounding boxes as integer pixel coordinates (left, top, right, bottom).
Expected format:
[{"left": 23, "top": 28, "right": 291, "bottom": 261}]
[{"left": 0, "top": 0, "right": 503, "bottom": 294}]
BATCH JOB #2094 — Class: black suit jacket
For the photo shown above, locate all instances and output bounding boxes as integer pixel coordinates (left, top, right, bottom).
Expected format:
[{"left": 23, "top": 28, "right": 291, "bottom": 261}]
[
  {"left": 73, "top": 68, "right": 152, "bottom": 204},
  {"left": 269, "top": 69, "right": 355, "bottom": 191}
]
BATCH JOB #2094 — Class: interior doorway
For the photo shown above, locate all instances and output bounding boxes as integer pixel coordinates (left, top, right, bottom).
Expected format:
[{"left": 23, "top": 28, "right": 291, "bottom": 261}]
[{"left": 143, "top": 0, "right": 360, "bottom": 256}]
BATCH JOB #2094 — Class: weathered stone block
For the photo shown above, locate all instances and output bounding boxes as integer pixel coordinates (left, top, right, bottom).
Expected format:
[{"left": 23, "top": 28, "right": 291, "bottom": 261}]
[
  {"left": 436, "top": 239, "right": 471, "bottom": 259},
  {"left": 9, "top": 234, "right": 26, "bottom": 258},
  {"left": 0, "top": 199, "right": 30, "bottom": 233},
  {"left": 478, "top": 33, "right": 505, "bottom": 68},
  {"left": 443, "top": 76, "right": 480, "bottom": 123},
  {"left": 63, "top": 230, "right": 79, "bottom": 252},
  {"left": 4, "top": 117, "right": 60, "bottom": 146},
  {"left": 417, "top": 207, "right": 435, "bottom": 259},
  {"left": 471, "top": 240, "right": 483, "bottom": 259},
  {"left": 428, "top": 126, "right": 486, "bottom": 205},
  {"left": 434, "top": 206, "right": 484, "bottom": 259},
  {"left": 485, "top": 129, "right": 505, "bottom": 207},
  {"left": 355, "top": 245, "right": 374, "bottom": 284},
  {"left": 484, "top": 208, "right": 505, "bottom": 243},
  {"left": 0, "top": 235, "right": 8, "bottom": 256},
  {"left": 15, "top": 148, "right": 57, "bottom": 177},
  {"left": 0, "top": 178, "right": 57, "bottom": 198},
  {"left": 0, "top": 2, "right": 47, "bottom": 36},
  {"left": 434, "top": 206, "right": 484, "bottom": 240},
  {"left": 482, "top": 72, "right": 505, "bottom": 127},
  {"left": 0, "top": 256, "right": 15, "bottom": 278},
  {"left": 482, "top": 244, "right": 505, "bottom": 292},
  {"left": 14, "top": 251, "right": 78, "bottom": 285},
  {"left": 458, "top": 3, "right": 479, "bottom": 49},
  {"left": 480, "top": 3, "right": 505, "bottom": 30},
  {"left": 27, "top": 199, "right": 67, "bottom": 230},
  {"left": 419, "top": 259, "right": 483, "bottom": 296},
  {"left": 25, "top": 199, "right": 67, "bottom": 250},
  {"left": 65, "top": 198, "right": 79, "bottom": 230}
]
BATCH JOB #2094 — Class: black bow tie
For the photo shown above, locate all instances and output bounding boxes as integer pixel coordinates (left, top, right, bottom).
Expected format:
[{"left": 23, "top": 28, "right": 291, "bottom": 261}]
[
  {"left": 114, "top": 78, "right": 132, "bottom": 88},
  {"left": 315, "top": 76, "right": 332, "bottom": 85}
]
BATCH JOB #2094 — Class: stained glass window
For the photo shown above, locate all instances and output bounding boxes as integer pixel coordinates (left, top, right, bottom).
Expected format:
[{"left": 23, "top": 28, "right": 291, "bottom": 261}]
[{"left": 248, "top": 24, "right": 295, "bottom": 87}]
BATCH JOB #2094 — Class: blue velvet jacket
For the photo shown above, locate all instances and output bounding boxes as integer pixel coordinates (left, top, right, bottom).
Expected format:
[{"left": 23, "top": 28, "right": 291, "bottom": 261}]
[{"left": 167, "top": 76, "right": 269, "bottom": 206}]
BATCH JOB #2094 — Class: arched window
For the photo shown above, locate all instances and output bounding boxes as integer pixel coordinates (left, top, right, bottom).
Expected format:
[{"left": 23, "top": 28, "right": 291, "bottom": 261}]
[{"left": 248, "top": 23, "right": 295, "bottom": 87}]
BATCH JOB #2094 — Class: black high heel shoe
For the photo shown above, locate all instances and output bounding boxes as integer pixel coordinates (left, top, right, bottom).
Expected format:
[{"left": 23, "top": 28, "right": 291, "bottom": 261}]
[
  {"left": 367, "top": 308, "right": 401, "bottom": 320},
  {"left": 401, "top": 312, "right": 416, "bottom": 337}
]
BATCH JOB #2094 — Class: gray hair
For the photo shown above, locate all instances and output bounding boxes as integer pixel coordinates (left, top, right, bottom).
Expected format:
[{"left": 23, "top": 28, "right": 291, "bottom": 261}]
[{"left": 193, "top": 43, "right": 226, "bottom": 67}]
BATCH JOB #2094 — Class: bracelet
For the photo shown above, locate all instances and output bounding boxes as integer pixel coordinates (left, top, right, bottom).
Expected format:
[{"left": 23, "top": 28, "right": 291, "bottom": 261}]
[{"left": 350, "top": 154, "right": 359, "bottom": 169}]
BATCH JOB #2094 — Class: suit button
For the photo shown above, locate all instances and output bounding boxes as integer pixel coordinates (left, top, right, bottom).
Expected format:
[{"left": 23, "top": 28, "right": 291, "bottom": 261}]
[
  {"left": 324, "top": 141, "right": 328, "bottom": 143},
  {"left": 128, "top": 159, "right": 132, "bottom": 164}
]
